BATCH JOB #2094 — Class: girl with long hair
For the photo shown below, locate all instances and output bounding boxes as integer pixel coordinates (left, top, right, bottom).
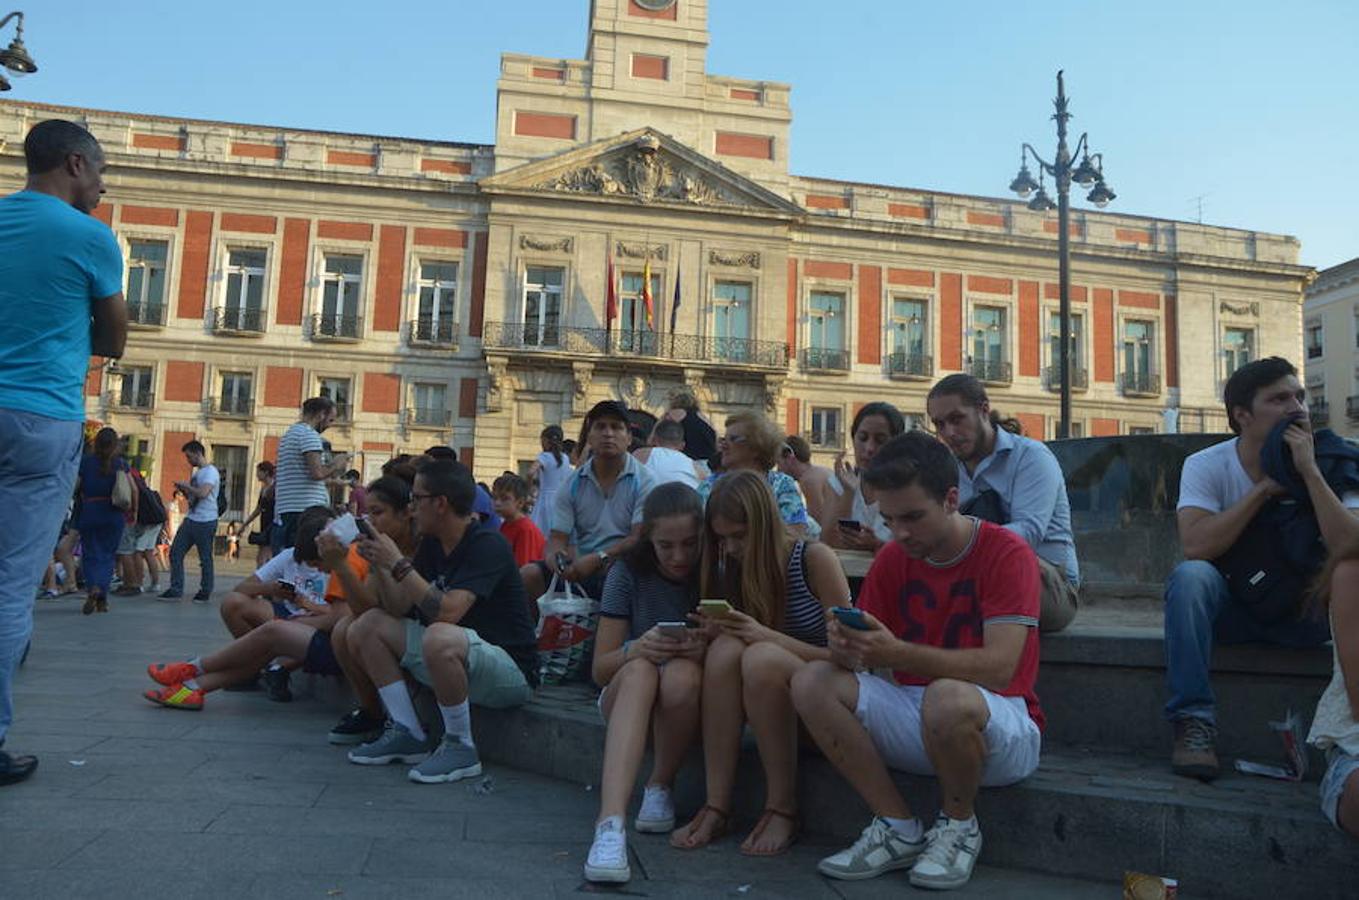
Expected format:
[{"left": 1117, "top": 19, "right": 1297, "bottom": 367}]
[
  {"left": 817, "top": 401, "right": 907, "bottom": 552},
  {"left": 584, "top": 482, "right": 707, "bottom": 884},
  {"left": 74, "top": 427, "right": 128, "bottom": 614},
  {"left": 530, "top": 424, "right": 573, "bottom": 538},
  {"left": 670, "top": 471, "right": 851, "bottom": 856}
]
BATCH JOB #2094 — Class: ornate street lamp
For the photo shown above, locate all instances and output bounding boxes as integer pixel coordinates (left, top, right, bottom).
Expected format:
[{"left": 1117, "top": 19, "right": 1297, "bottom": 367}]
[
  {"left": 1008, "top": 70, "right": 1116, "bottom": 439},
  {"left": 0, "top": 11, "right": 38, "bottom": 92}
]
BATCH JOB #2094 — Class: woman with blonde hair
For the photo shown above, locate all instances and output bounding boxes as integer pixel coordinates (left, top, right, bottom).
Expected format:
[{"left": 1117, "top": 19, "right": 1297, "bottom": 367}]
[
  {"left": 670, "top": 470, "right": 850, "bottom": 856},
  {"left": 698, "top": 411, "right": 810, "bottom": 537}
]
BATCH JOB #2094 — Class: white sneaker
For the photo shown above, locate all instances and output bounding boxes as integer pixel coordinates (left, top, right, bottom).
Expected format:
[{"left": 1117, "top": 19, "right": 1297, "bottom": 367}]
[
  {"left": 634, "top": 784, "right": 675, "bottom": 833},
  {"left": 817, "top": 817, "right": 925, "bottom": 881},
  {"left": 584, "top": 819, "right": 630, "bottom": 883},
  {"left": 909, "top": 816, "right": 983, "bottom": 890}
]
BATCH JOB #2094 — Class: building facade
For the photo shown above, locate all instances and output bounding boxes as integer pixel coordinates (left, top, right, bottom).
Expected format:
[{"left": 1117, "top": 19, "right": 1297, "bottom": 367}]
[
  {"left": 0, "top": 0, "right": 1312, "bottom": 513},
  {"left": 1304, "top": 256, "right": 1359, "bottom": 437}
]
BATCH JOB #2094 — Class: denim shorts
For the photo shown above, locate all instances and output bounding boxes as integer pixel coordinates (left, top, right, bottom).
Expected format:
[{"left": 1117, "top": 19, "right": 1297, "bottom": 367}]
[
  {"left": 401, "top": 619, "right": 532, "bottom": 709},
  {"left": 302, "top": 630, "right": 341, "bottom": 677},
  {"left": 1320, "top": 746, "right": 1359, "bottom": 830}
]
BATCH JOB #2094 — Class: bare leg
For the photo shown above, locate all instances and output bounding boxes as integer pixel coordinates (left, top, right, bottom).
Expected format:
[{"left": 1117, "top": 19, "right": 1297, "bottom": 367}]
[
  {"left": 142, "top": 549, "right": 160, "bottom": 589},
  {"left": 421, "top": 623, "right": 470, "bottom": 705},
  {"left": 671, "top": 633, "right": 745, "bottom": 849},
  {"left": 790, "top": 661, "right": 913, "bottom": 819},
  {"left": 646, "top": 658, "right": 702, "bottom": 789},
  {"left": 920, "top": 679, "right": 989, "bottom": 820},
  {"left": 596, "top": 659, "right": 660, "bottom": 823},
  {"left": 220, "top": 591, "right": 274, "bottom": 639},
  {"left": 351, "top": 608, "right": 410, "bottom": 689},
  {"left": 739, "top": 640, "right": 807, "bottom": 853},
  {"left": 195, "top": 620, "right": 317, "bottom": 692},
  {"left": 332, "top": 614, "right": 381, "bottom": 716},
  {"left": 1339, "top": 770, "right": 1359, "bottom": 839}
]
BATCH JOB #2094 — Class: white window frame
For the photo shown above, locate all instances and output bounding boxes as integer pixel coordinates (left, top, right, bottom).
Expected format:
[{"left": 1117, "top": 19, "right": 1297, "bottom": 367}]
[
  {"left": 1043, "top": 306, "right": 1087, "bottom": 388},
  {"left": 1306, "top": 320, "right": 1324, "bottom": 360},
  {"left": 124, "top": 237, "right": 172, "bottom": 325},
  {"left": 114, "top": 364, "right": 155, "bottom": 410},
  {"left": 521, "top": 263, "right": 566, "bottom": 347},
  {"left": 618, "top": 269, "right": 662, "bottom": 353},
  {"left": 221, "top": 246, "right": 269, "bottom": 330},
  {"left": 1120, "top": 316, "right": 1159, "bottom": 393},
  {"left": 409, "top": 381, "right": 450, "bottom": 428},
  {"left": 1222, "top": 326, "right": 1255, "bottom": 380},
  {"left": 316, "top": 375, "right": 354, "bottom": 423},
  {"left": 413, "top": 259, "right": 460, "bottom": 342},
  {"left": 809, "top": 405, "right": 843, "bottom": 449},
  {"left": 967, "top": 301, "right": 1011, "bottom": 381},
  {"left": 218, "top": 370, "right": 254, "bottom": 416},
  {"left": 711, "top": 278, "right": 754, "bottom": 356},
  {"left": 319, "top": 252, "right": 365, "bottom": 338}
]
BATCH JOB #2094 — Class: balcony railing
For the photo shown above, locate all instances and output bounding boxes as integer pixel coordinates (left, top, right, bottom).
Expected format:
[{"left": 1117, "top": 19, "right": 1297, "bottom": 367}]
[
  {"left": 408, "top": 317, "right": 459, "bottom": 347},
  {"left": 482, "top": 322, "right": 789, "bottom": 369},
  {"left": 810, "top": 431, "right": 844, "bottom": 449},
  {"left": 1043, "top": 365, "right": 1090, "bottom": 391},
  {"left": 405, "top": 407, "right": 453, "bottom": 429},
  {"left": 106, "top": 390, "right": 153, "bottom": 412},
  {"left": 127, "top": 302, "right": 167, "bottom": 328},
  {"left": 311, "top": 313, "right": 362, "bottom": 341},
  {"left": 206, "top": 396, "right": 253, "bottom": 419},
  {"left": 1310, "top": 400, "right": 1330, "bottom": 426},
  {"left": 1347, "top": 396, "right": 1359, "bottom": 420},
  {"left": 1121, "top": 371, "right": 1161, "bottom": 396},
  {"left": 212, "top": 306, "right": 266, "bottom": 335},
  {"left": 800, "top": 347, "right": 850, "bottom": 372},
  {"left": 967, "top": 359, "right": 1012, "bottom": 384},
  {"left": 887, "top": 351, "right": 933, "bottom": 379}
]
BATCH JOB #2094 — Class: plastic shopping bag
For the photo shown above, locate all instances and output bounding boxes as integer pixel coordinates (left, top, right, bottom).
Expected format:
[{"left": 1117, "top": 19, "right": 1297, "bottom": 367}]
[{"left": 535, "top": 574, "right": 599, "bottom": 685}]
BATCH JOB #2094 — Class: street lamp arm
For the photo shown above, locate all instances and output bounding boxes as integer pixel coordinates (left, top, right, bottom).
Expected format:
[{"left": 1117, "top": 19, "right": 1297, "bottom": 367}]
[
  {"left": 1021, "top": 143, "right": 1056, "bottom": 177},
  {"left": 0, "top": 12, "right": 24, "bottom": 33}
]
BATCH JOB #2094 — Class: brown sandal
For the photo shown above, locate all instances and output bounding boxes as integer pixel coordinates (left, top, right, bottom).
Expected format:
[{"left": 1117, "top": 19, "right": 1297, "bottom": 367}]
[
  {"left": 670, "top": 804, "right": 731, "bottom": 850},
  {"left": 740, "top": 808, "right": 801, "bottom": 857}
]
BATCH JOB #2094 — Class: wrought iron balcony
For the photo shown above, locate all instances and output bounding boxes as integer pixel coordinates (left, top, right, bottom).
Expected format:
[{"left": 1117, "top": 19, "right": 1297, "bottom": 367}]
[
  {"left": 311, "top": 313, "right": 362, "bottom": 342},
  {"left": 800, "top": 347, "right": 850, "bottom": 372},
  {"left": 127, "top": 302, "right": 167, "bottom": 328},
  {"left": 482, "top": 322, "right": 789, "bottom": 369},
  {"left": 967, "top": 358, "right": 1012, "bottom": 384},
  {"left": 1121, "top": 371, "right": 1161, "bottom": 396},
  {"left": 206, "top": 396, "right": 253, "bottom": 419},
  {"left": 1043, "top": 364, "right": 1090, "bottom": 391},
  {"left": 106, "top": 389, "right": 153, "bottom": 412},
  {"left": 212, "top": 306, "right": 266, "bottom": 335},
  {"left": 408, "top": 317, "right": 459, "bottom": 347},
  {"left": 810, "top": 430, "right": 844, "bottom": 449},
  {"left": 405, "top": 407, "right": 452, "bottom": 429},
  {"left": 1347, "top": 396, "right": 1359, "bottom": 420},
  {"left": 887, "top": 351, "right": 933, "bottom": 379},
  {"left": 1310, "top": 400, "right": 1330, "bottom": 426}
]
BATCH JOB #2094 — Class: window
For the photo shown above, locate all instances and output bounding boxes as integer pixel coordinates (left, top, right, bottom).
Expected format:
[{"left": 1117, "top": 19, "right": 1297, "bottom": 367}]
[
  {"left": 220, "top": 249, "right": 266, "bottom": 331},
  {"left": 1129, "top": 426, "right": 1155, "bottom": 435},
  {"left": 1222, "top": 327, "right": 1254, "bottom": 379},
  {"left": 320, "top": 254, "right": 363, "bottom": 338},
  {"left": 1306, "top": 322, "right": 1323, "bottom": 359},
  {"left": 806, "top": 291, "right": 847, "bottom": 369},
  {"left": 1068, "top": 420, "right": 1085, "bottom": 438},
  {"left": 318, "top": 377, "right": 352, "bottom": 422},
  {"left": 126, "top": 240, "right": 168, "bottom": 326},
  {"left": 113, "top": 366, "right": 154, "bottom": 410},
  {"left": 1122, "top": 320, "right": 1158, "bottom": 393},
  {"left": 970, "top": 305, "right": 1009, "bottom": 382},
  {"left": 810, "top": 406, "right": 842, "bottom": 448},
  {"left": 409, "top": 382, "right": 449, "bottom": 428},
  {"left": 619, "top": 271, "right": 660, "bottom": 354},
  {"left": 889, "top": 297, "right": 930, "bottom": 376},
  {"left": 414, "top": 262, "right": 458, "bottom": 343},
  {"left": 218, "top": 372, "right": 253, "bottom": 416},
  {"left": 522, "top": 266, "right": 563, "bottom": 347},
  {"left": 213, "top": 445, "right": 249, "bottom": 520},
  {"left": 712, "top": 281, "right": 752, "bottom": 361},
  {"left": 1046, "top": 311, "right": 1086, "bottom": 389}
]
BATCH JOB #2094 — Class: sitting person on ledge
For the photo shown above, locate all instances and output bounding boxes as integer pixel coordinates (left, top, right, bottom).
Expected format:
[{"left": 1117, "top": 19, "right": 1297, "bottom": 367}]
[
  {"left": 791, "top": 431, "right": 1043, "bottom": 891},
  {"left": 1311, "top": 550, "right": 1359, "bottom": 839},
  {"left": 817, "top": 402, "right": 907, "bottom": 553},
  {"left": 697, "top": 411, "right": 811, "bottom": 539}
]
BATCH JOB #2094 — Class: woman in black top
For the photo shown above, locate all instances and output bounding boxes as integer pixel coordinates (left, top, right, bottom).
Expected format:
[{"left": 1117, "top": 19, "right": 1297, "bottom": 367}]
[{"left": 239, "top": 461, "right": 276, "bottom": 566}]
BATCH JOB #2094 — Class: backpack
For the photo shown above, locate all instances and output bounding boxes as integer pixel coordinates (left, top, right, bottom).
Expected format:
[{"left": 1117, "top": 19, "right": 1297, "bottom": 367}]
[
  {"left": 135, "top": 472, "right": 167, "bottom": 526},
  {"left": 1214, "top": 498, "right": 1325, "bottom": 624}
]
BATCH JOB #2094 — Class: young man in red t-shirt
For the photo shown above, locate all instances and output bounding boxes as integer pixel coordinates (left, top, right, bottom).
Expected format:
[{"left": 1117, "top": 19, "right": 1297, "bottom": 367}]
[{"left": 790, "top": 431, "right": 1043, "bottom": 891}]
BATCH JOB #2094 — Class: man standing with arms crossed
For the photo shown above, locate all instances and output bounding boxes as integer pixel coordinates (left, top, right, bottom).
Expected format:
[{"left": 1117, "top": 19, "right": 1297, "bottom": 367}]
[
  {"left": 273, "top": 397, "right": 348, "bottom": 553},
  {"left": 0, "top": 120, "right": 127, "bottom": 785}
]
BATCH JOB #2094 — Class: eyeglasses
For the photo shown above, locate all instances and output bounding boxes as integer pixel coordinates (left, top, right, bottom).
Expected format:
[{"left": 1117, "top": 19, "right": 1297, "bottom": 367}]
[
  {"left": 719, "top": 433, "right": 748, "bottom": 445},
  {"left": 409, "top": 492, "right": 436, "bottom": 505}
]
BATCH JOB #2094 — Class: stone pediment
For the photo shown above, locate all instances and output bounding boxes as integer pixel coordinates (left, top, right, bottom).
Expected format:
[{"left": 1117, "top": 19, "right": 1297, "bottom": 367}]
[{"left": 480, "top": 128, "right": 802, "bottom": 217}]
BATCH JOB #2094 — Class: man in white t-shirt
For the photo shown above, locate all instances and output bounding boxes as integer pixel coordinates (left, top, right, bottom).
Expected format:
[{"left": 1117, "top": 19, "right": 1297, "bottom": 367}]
[
  {"left": 1167, "top": 357, "right": 1354, "bottom": 780},
  {"left": 159, "top": 440, "right": 220, "bottom": 604},
  {"left": 272, "top": 397, "right": 348, "bottom": 554},
  {"left": 633, "top": 419, "right": 702, "bottom": 489}
]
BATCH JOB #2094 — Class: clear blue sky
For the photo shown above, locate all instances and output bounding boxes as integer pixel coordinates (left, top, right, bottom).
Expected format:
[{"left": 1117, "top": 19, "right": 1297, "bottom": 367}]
[{"left": 7, "top": 1, "right": 1356, "bottom": 269}]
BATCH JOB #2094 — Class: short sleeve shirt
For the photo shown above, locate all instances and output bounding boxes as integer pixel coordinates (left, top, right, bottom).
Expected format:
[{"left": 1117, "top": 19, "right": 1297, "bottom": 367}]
[
  {"left": 698, "top": 470, "right": 808, "bottom": 528},
  {"left": 254, "top": 548, "right": 329, "bottom": 616},
  {"left": 0, "top": 191, "right": 124, "bottom": 420},
  {"left": 599, "top": 558, "right": 696, "bottom": 640},
  {"left": 324, "top": 544, "right": 371, "bottom": 602},
  {"left": 275, "top": 422, "right": 329, "bottom": 515},
  {"left": 500, "top": 516, "right": 546, "bottom": 567},
  {"left": 857, "top": 521, "right": 1044, "bottom": 730},
  {"left": 186, "top": 465, "right": 220, "bottom": 523},
  {"left": 554, "top": 454, "right": 655, "bottom": 555}
]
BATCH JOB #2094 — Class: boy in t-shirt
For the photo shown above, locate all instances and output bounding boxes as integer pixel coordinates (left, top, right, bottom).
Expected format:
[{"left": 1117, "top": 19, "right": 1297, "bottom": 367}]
[
  {"left": 790, "top": 432, "right": 1043, "bottom": 891},
  {"left": 493, "top": 473, "right": 546, "bottom": 567}
]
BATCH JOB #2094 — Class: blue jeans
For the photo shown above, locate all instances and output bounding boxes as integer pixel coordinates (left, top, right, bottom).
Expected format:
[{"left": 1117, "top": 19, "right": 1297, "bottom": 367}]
[
  {"left": 1163, "top": 560, "right": 1331, "bottom": 724},
  {"left": 0, "top": 409, "right": 83, "bottom": 744},
  {"left": 169, "top": 519, "right": 216, "bottom": 596}
]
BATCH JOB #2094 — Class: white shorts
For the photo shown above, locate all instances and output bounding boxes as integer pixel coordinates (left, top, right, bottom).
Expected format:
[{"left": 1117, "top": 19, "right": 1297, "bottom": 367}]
[{"left": 853, "top": 673, "right": 1042, "bottom": 787}]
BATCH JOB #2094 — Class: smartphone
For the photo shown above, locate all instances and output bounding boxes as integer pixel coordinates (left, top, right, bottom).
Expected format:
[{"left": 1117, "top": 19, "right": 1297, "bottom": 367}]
[
  {"left": 554, "top": 551, "right": 570, "bottom": 574},
  {"left": 355, "top": 517, "right": 376, "bottom": 540},
  {"left": 276, "top": 580, "right": 297, "bottom": 598},
  {"left": 832, "top": 606, "right": 873, "bottom": 631},
  {"left": 699, "top": 598, "right": 733, "bottom": 616},
  {"left": 656, "top": 621, "right": 691, "bottom": 640},
  {"left": 838, "top": 519, "right": 863, "bottom": 532}
]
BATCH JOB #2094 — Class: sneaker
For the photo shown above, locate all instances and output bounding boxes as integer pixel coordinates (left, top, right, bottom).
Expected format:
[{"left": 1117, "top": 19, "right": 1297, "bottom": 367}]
[
  {"left": 583, "top": 819, "right": 630, "bottom": 884},
  {"left": 328, "top": 708, "right": 385, "bottom": 745},
  {"left": 408, "top": 736, "right": 483, "bottom": 784},
  {"left": 147, "top": 661, "right": 198, "bottom": 686},
  {"left": 143, "top": 683, "right": 204, "bottom": 711},
  {"left": 1171, "top": 717, "right": 1220, "bottom": 781},
  {"left": 348, "top": 721, "right": 431, "bottom": 765},
  {"left": 634, "top": 784, "right": 675, "bottom": 833},
  {"left": 192, "top": 592, "right": 210, "bottom": 604},
  {"left": 817, "top": 817, "right": 924, "bottom": 881},
  {"left": 909, "top": 816, "right": 983, "bottom": 890},
  {"left": 157, "top": 590, "right": 182, "bottom": 602},
  {"left": 263, "top": 666, "right": 292, "bottom": 703}
]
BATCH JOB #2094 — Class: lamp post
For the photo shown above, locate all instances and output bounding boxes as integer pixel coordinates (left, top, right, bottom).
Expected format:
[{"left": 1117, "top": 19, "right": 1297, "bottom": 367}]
[
  {"left": 0, "top": 11, "right": 38, "bottom": 92},
  {"left": 1008, "top": 70, "right": 1115, "bottom": 439}
]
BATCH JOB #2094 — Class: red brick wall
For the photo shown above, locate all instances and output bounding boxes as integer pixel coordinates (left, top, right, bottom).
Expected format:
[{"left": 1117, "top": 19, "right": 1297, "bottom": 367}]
[
  {"left": 1045, "top": 283, "right": 1088, "bottom": 303},
  {"left": 786, "top": 259, "right": 798, "bottom": 356},
  {"left": 514, "top": 112, "right": 576, "bottom": 140},
  {"left": 460, "top": 447, "right": 476, "bottom": 474},
  {"left": 1091, "top": 418, "right": 1120, "bottom": 437},
  {"left": 1116, "top": 228, "right": 1153, "bottom": 245},
  {"left": 230, "top": 142, "right": 282, "bottom": 160},
  {"left": 163, "top": 361, "right": 204, "bottom": 402},
  {"left": 967, "top": 275, "right": 1012, "bottom": 295},
  {"left": 317, "top": 220, "right": 373, "bottom": 242},
  {"left": 373, "top": 225, "right": 406, "bottom": 332},
  {"left": 631, "top": 53, "right": 669, "bottom": 80},
  {"left": 785, "top": 398, "right": 801, "bottom": 433},
  {"left": 276, "top": 218, "right": 310, "bottom": 326},
  {"left": 412, "top": 228, "right": 467, "bottom": 249},
  {"left": 362, "top": 373, "right": 401, "bottom": 414},
  {"left": 1016, "top": 412, "right": 1045, "bottom": 439},
  {"left": 628, "top": 0, "right": 677, "bottom": 18},
  {"left": 176, "top": 211, "right": 214, "bottom": 320},
  {"left": 1018, "top": 280, "right": 1040, "bottom": 378},
  {"left": 966, "top": 211, "right": 1005, "bottom": 228},
  {"left": 160, "top": 431, "right": 196, "bottom": 498},
  {"left": 469, "top": 232, "right": 488, "bottom": 338},
  {"left": 730, "top": 88, "right": 761, "bottom": 102},
  {"left": 91, "top": 204, "right": 114, "bottom": 225},
  {"left": 220, "top": 213, "right": 277, "bottom": 234},
  {"left": 715, "top": 132, "right": 773, "bottom": 160},
  {"left": 858, "top": 265, "right": 882, "bottom": 365},
  {"left": 888, "top": 268, "right": 933, "bottom": 287},
  {"left": 264, "top": 366, "right": 303, "bottom": 409},
  {"left": 262, "top": 435, "right": 280, "bottom": 463},
  {"left": 459, "top": 377, "right": 479, "bottom": 419},
  {"left": 1119, "top": 290, "right": 1159, "bottom": 310},
  {"left": 1092, "top": 288, "right": 1115, "bottom": 383},
  {"left": 362, "top": 441, "right": 394, "bottom": 453},
  {"left": 888, "top": 203, "right": 929, "bottom": 220},
  {"left": 326, "top": 150, "right": 376, "bottom": 168},
  {"left": 132, "top": 133, "right": 185, "bottom": 152},
  {"left": 85, "top": 363, "right": 102, "bottom": 398},
  {"left": 420, "top": 159, "right": 472, "bottom": 175},
  {"left": 804, "top": 260, "right": 852, "bottom": 280},
  {"left": 806, "top": 194, "right": 849, "bottom": 210},
  {"left": 940, "top": 273, "right": 963, "bottom": 370},
  {"left": 120, "top": 205, "right": 179, "bottom": 227}
]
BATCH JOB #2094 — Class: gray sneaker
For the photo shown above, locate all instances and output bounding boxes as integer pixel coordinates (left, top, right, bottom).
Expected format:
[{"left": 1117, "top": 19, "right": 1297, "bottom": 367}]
[
  {"left": 408, "top": 736, "right": 482, "bottom": 784},
  {"left": 347, "top": 721, "right": 431, "bottom": 766},
  {"left": 817, "top": 817, "right": 925, "bottom": 881}
]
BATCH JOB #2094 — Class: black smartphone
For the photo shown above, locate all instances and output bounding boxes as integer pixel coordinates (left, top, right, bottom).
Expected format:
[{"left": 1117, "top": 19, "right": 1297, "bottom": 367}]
[
  {"left": 838, "top": 519, "right": 863, "bottom": 532},
  {"left": 554, "top": 551, "right": 570, "bottom": 573},
  {"left": 356, "top": 517, "right": 376, "bottom": 539},
  {"left": 276, "top": 580, "right": 296, "bottom": 598}
]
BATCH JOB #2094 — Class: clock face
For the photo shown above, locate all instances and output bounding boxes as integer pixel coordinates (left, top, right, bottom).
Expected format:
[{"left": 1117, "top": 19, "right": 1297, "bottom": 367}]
[{"left": 635, "top": 0, "right": 677, "bottom": 10}]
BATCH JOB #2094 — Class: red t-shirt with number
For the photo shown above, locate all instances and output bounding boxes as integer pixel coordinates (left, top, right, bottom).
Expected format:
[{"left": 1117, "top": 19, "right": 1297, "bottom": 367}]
[{"left": 857, "top": 520, "right": 1044, "bottom": 730}]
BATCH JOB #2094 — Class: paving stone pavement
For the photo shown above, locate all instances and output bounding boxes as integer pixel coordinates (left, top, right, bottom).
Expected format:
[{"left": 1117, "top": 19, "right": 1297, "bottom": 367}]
[{"left": 4, "top": 572, "right": 1119, "bottom": 898}]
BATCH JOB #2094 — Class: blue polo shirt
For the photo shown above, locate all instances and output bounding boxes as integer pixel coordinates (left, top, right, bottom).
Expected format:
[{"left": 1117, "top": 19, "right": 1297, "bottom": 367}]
[
  {"left": 0, "top": 191, "right": 124, "bottom": 421},
  {"left": 956, "top": 427, "right": 1080, "bottom": 586},
  {"left": 552, "top": 453, "right": 655, "bottom": 555}
]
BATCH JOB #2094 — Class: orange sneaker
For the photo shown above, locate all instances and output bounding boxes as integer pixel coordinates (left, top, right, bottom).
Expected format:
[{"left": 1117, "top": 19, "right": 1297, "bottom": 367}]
[
  {"left": 143, "top": 683, "right": 204, "bottom": 711},
  {"left": 148, "top": 662, "right": 198, "bottom": 686}
]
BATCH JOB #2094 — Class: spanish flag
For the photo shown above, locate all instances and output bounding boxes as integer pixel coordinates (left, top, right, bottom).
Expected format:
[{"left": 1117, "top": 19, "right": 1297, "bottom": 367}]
[
  {"left": 605, "top": 254, "right": 618, "bottom": 335},
  {"left": 641, "top": 256, "right": 655, "bottom": 327}
]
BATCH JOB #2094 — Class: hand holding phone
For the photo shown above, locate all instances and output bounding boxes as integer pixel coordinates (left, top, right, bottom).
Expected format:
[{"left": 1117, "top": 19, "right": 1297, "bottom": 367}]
[
  {"left": 656, "top": 621, "right": 691, "bottom": 641},
  {"left": 698, "top": 598, "right": 733, "bottom": 617},
  {"left": 838, "top": 519, "right": 863, "bottom": 533},
  {"left": 554, "top": 551, "right": 571, "bottom": 574},
  {"left": 831, "top": 606, "right": 873, "bottom": 631},
  {"left": 356, "top": 517, "right": 376, "bottom": 540}
]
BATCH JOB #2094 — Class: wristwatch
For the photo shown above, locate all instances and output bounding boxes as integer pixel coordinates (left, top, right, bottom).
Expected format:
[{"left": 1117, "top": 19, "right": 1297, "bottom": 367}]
[{"left": 597, "top": 550, "right": 610, "bottom": 565}]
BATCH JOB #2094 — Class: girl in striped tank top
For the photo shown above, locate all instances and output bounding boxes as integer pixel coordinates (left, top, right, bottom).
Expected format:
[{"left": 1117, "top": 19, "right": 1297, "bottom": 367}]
[{"left": 670, "top": 470, "right": 851, "bottom": 857}]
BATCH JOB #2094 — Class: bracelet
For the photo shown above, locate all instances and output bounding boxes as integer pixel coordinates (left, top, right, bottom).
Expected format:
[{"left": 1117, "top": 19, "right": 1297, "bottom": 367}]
[{"left": 390, "top": 558, "right": 414, "bottom": 582}]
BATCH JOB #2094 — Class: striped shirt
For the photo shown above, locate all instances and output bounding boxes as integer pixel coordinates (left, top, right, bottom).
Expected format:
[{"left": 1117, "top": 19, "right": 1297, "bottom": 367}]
[
  {"left": 781, "top": 540, "right": 828, "bottom": 647},
  {"left": 274, "top": 422, "right": 329, "bottom": 516}
]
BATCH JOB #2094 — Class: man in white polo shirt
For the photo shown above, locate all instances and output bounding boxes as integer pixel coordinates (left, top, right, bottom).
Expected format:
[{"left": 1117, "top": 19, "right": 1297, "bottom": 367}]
[{"left": 273, "top": 397, "right": 348, "bottom": 553}]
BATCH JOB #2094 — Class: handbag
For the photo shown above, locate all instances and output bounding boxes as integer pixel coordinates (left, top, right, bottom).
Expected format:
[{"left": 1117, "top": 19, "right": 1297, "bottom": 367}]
[
  {"left": 111, "top": 469, "right": 134, "bottom": 511},
  {"left": 534, "top": 573, "right": 600, "bottom": 685},
  {"left": 1214, "top": 498, "right": 1323, "bottom": 624}
]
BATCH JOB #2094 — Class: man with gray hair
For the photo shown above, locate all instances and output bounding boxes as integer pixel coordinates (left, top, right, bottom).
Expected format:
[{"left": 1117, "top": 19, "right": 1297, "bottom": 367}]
[{"left": 0, "top": 120, "right": 127, "bottom": 785}]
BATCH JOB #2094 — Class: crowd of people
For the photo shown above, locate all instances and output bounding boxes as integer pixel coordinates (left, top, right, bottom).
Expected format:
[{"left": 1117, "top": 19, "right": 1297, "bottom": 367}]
[{"left": 0, "top": 119, "right": 1354, "bottom": 893}]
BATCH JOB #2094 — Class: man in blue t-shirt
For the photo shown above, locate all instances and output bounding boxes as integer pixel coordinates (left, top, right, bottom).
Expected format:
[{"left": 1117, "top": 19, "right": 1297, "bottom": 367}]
[{"left": 0, "top": 120, "right": 127, "bottom": 787}]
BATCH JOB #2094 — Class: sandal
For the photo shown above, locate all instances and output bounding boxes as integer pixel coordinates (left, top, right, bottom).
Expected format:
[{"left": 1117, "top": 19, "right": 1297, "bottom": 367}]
[
  {"left": 740, "top": 808, "right": 801, "bottom": 857},
  {"left": 669, "top": 804, "right": 730, "bottom": 850}
]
